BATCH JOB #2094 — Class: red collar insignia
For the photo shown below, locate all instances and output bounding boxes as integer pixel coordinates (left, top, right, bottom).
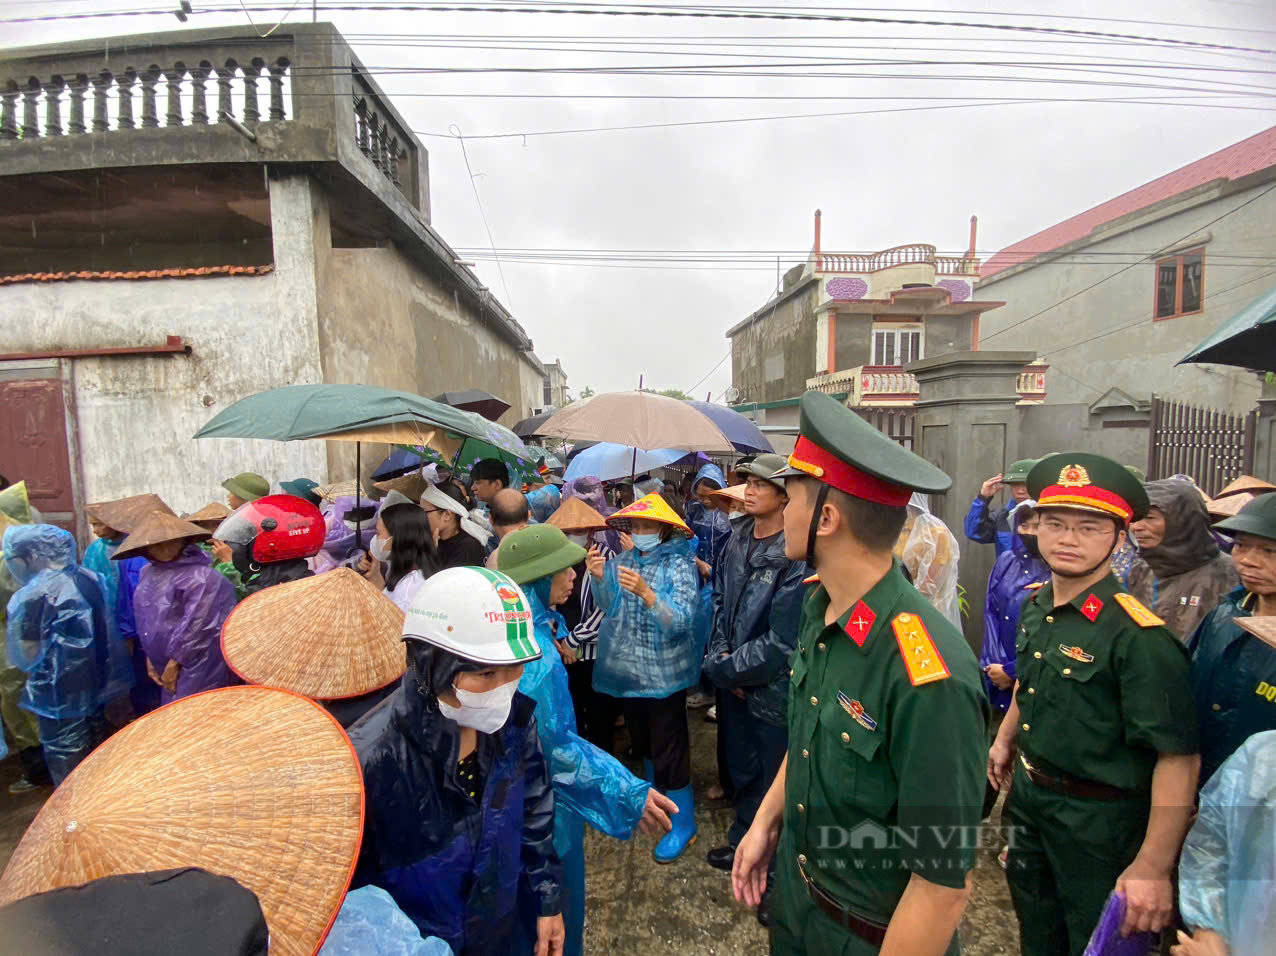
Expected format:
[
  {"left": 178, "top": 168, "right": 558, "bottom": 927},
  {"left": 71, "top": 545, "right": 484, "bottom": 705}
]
[
  {"left": 845, "top": 600, "right": 876, "bottom": 647},
  {"left": 1080, "top": 594, "right": 1103, "bottom": 622}
]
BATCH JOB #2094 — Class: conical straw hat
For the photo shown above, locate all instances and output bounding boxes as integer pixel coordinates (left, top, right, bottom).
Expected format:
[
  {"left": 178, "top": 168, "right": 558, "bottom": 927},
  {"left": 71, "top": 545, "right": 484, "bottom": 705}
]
[
  {"left": 1235, "top": 616, "right": 1276, "bottom": 651},
  {"left": 317, "top": 479, "right": 367, "bottom": 503},
  {"left": 111, "top": 512, "right": 210, "bottom": 560},
  {"left": 547, "top": 496, "right": 609, "bottom": 533},
  {"left": 1206, "top": 491, "right": 1256, "bottom": 519},
  {"left": 222, "top": 568, "right": 406, "bottom": 700},
  {"left": 0, "top": 685, "right": 363, "bottom": 956},
  {"left": 1215, "top": 475, "right": 1276, "bottom": 499},
  {"left": 710, "top": 484, "right": 748, "bottom": 504},
  {"left": 183, "top": 501, "right": 232, "bottom": 530},
  {"left": 85, "top": 493, "right": 175, "bottom": 534},
  {"left": 607, "top": 493, "right": 692, "bottom": 537},
  {"left": 374, "top": 470, "right": 429, "bottom": 502}
]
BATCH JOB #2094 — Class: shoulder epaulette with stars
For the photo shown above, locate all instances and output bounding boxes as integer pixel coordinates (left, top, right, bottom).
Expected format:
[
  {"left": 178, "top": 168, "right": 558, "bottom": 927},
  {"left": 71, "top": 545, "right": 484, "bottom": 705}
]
[
  {"left": 891, "top": 612, "right": 951, "bottom": 686},
  {"left": 803, "top": 573, "right": 820, "bottom": 586},
  {"left": 1114, "top": 592, "right": 1166, "bottom": 628}
]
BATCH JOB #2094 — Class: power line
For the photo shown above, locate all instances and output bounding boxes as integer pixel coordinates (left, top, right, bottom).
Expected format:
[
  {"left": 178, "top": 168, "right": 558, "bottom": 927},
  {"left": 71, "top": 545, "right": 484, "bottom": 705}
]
[{"left": 450, "top": 123, "right": 515, "bottom": 309}]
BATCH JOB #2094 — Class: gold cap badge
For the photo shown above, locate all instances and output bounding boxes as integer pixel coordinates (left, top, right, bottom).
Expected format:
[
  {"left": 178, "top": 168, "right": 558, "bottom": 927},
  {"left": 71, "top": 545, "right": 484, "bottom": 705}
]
[{"left": 1057, "top": 464, "right": 1091, "bottom": 488}]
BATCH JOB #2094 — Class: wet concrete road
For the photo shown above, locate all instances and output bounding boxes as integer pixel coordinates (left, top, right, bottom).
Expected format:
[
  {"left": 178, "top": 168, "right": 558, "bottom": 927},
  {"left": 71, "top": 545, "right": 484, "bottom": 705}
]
[{"left": 0, "top": 711, "right": 1020, "bottom": 954}]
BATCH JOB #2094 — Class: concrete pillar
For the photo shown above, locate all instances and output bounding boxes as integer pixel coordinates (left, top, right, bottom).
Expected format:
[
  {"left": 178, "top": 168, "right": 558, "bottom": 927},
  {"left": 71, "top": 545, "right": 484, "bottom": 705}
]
[
  {"left": 908, "top": 350, "right": 1037, "bottom": 648},
  {"left": 1253, "top": 374, "right": 1276, "bottom": 481}
]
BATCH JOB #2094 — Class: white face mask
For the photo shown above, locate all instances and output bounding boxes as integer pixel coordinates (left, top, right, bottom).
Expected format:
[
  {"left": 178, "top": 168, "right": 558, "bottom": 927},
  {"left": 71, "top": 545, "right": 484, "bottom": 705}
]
[
  {"left": 566, "top": 533, "right": 590, "bottom": 548},
  {"left": 631, "top": 533, "right": 662, "bottom": 552},
  {"left": 369, "top": 534, "right": 392, "bottom": 561},
  {"left": 437, "top": 679, "right": 520, "bottom": 734}
]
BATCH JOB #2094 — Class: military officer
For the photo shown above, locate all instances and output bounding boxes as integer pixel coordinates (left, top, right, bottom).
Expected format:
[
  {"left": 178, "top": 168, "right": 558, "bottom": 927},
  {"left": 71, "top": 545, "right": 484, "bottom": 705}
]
[
  {"left": 1189, "top": 492, "right": 1276, "bottom": 785},
  {"left": 987, "top": 454, "right": 1200, "bottom": 956},
  {"left": 733, "top": 391, "right": 988, "bottom": 956}
]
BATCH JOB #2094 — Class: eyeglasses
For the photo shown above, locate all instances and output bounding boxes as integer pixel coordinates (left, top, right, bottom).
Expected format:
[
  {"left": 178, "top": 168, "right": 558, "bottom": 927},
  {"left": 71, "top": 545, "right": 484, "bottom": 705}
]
[{"left": 1040, "top": 517, "right": 1115, "bottom": 539}]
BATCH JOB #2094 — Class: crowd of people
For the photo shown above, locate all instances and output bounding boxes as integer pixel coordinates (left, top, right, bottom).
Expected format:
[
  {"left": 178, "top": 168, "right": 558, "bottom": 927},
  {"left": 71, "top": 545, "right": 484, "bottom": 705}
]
[{"left": 1, "top": 392, "right": 1274, "bottom": 956}]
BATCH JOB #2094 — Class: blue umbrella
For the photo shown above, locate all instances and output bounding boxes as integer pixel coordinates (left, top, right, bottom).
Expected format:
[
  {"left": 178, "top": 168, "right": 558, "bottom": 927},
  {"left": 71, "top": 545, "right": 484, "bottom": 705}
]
[
  {"left": 683, "top": 400, "right": 772, "bottom": 453},
  {"left": 373, "top": 447, "right": 428, "bottom": 480},
  {"left": 564, "top": 443, "right": 688, "bottom": 482}
]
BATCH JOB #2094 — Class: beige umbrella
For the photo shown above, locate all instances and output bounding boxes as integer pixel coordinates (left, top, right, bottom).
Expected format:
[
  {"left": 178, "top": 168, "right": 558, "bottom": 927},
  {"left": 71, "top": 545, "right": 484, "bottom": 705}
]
[
  {"left": 537, "top": 391, "right": 734, "bottom": 453},
  {"left": 0, "top": 686, "right": 363, "bottom": 956}
]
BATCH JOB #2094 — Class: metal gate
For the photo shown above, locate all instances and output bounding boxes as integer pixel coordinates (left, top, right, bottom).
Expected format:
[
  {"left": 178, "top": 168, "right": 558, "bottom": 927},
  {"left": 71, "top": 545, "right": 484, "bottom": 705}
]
[
  {"left": 0, "top": 366, "right": 78, "bottom": 533},
  {"left": 1147, "top": 395, "right": 1256, "bottom": 496},
  {"left": 853, "top": 406, "right": 916, "bottom": 452}
]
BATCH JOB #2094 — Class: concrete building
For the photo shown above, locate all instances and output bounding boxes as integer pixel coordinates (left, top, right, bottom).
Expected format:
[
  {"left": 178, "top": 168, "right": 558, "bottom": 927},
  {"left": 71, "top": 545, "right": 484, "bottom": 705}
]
[
  {"left": 0, "top": 24, "right": 551, "bottom": 530},
  {"left": 542, "top": 358, "right": 570, "bottom": 411},
  {"left": 977, "top": 126, "right": 1276, "bottom": 419}
]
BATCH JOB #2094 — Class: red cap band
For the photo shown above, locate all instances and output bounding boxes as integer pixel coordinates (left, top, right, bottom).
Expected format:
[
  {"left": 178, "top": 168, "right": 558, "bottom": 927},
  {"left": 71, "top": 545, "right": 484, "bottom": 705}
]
[
  {"left": 1037, "top": 485, "right": 1133, "bottom": 523},
  {"left": 788, "top": 436, "right": 912, "bottom": 507}
]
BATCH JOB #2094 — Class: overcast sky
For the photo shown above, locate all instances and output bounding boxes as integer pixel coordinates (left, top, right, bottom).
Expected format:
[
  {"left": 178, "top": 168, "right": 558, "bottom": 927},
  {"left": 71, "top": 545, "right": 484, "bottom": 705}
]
[{"left": 5, "top": 1, "right": 1272, "bottom": 400}]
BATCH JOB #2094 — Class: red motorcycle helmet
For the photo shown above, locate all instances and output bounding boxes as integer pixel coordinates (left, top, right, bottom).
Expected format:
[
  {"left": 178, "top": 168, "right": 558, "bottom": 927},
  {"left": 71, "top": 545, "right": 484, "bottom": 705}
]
[{"left": 214, "top": 494, "right": 325, "bottom": 564}]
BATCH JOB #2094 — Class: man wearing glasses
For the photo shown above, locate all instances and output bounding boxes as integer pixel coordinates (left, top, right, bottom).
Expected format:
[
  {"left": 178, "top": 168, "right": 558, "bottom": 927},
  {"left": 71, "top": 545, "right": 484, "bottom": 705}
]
[{"left": 987, "top": 454, "right": 1200, "bottom": 956}]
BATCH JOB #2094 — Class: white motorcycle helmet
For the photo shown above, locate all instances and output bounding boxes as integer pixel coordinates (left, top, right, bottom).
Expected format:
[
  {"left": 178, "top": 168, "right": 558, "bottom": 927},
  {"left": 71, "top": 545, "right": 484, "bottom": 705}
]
[{"left": 403, "top": 566, "right": 542, "bottom": 665}]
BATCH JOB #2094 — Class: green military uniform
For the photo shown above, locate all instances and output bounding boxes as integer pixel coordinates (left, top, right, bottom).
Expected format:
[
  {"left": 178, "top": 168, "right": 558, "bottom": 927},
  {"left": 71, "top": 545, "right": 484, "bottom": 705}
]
[
  {"left": 769, "top": 392, "right": 988, "bottom": 955},
  {"left": 1005, "top": 454, "right": 1200, "bottom": 956}
]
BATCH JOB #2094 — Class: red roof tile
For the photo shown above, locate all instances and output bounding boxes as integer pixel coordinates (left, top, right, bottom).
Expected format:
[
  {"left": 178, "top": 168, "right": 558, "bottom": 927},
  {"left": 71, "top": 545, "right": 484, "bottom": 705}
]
[
  {"left": 981, "top": 125, "right": 1276, "bottom": 279},
  {"left": 0, "top": 264, "right": 274, "bottom": 286}
]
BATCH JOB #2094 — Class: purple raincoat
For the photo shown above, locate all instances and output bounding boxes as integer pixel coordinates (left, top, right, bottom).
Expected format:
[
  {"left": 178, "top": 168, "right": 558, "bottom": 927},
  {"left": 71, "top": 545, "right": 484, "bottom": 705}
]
[
  {"left": 133, "top": 544, "right": 238, "bottom": 704},
  {"left": 980, "top": 501, "right": 1050, "bottom": 713},
  {"left": 312, "top": 496, "right": 379, "bottom": 574}
]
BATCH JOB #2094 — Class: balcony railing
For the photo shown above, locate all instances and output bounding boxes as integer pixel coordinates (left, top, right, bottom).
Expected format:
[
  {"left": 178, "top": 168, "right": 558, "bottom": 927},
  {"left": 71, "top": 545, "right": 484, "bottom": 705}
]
[
  {"left": 808, "top": 362, "right": 1048, "bottom": 406},
  {"left": 0, "top": 25, "right": 424, "bottom": 210},
  {"left": 816, "top": 244, "right": 978, "bottom": 277}
]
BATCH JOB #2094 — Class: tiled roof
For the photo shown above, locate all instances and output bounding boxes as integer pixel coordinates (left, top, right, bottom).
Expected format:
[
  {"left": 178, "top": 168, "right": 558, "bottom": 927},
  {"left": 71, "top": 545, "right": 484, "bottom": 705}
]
[
  {"left": 0, "top": 264, "right": 274, "bottom": 286},
  {"left": 981, "top": 125, "right": 1276, "bottom": 279}
]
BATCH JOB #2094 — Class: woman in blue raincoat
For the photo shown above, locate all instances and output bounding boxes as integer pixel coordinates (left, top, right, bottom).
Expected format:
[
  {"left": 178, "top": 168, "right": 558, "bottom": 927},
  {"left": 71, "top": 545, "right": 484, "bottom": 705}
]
[
  {"left": 498, "top": 524, "right": 676, "bottom": 956},
  {"left": 350, "top": 566, "right": 564, "bottom": 956},
  {"left": 684, "top": 463, "right": 733, "bottom": 574},
  {"left": 4, "top": 524, "right": 133, "bottom": 784},
  {"left": 589, "top": 493, "right": 706, "bottom": 863},
  {"left": 980, "top": 499, "right": 1049, "bottom": 716}
]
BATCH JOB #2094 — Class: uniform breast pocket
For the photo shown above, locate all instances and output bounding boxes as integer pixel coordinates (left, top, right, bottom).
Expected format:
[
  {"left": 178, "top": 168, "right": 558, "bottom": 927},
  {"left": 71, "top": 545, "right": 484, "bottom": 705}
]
[
  {"left": 790, "top": 649, "right": 809, "bottom": 690},
  {"left": 1041, "top": 645, "right": 1106, "bottom": 733},
  {"left": 821, "top": 705, "right": 889, "bottom": 814}
]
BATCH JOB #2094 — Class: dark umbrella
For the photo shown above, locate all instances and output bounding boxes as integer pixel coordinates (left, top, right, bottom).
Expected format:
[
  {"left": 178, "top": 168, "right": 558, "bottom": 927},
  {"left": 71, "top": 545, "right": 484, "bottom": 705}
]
[
  {"left": 683, "top": 400, "right": 773, "bottom": 453},
  {"left": 373, "top": 447, "right": 429, "bottom": 480},
  {"left": 513, "top": 409, "right": 556, "bottom": 438},
  {"left": 434, "top": 389, "right": 511, "bottom": 423},
  {"left": 1178, "top": 285, "right": 1276, "bottom": 371}
]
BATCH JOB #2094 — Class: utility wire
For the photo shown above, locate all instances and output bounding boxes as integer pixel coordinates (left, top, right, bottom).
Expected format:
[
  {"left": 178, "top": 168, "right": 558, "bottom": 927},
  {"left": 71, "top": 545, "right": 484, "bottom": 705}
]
[{"left": 450, "top": 123, "right": 514, "bottom": 310}]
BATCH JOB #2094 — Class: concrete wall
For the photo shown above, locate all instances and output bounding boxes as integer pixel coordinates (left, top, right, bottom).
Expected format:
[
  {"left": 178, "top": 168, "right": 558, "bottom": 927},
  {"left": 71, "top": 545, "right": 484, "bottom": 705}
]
[
  {"left": 1017, "top": 403, "right": 1150, "bottom": 465},
  {"left": 977, "top": 176, "right": 1276, "bottom": 414},
  {"left": 729, "top": 283, "right": 819, "bottom": 403},
  {"left": 926, "top": 314, "right": 977, "bottom": 355},
  {"left": 833, "top": 315, "right": 873, "bottom": 371},
  {"left": 0, "top": 174, "right": 328, "bottom": 514}
]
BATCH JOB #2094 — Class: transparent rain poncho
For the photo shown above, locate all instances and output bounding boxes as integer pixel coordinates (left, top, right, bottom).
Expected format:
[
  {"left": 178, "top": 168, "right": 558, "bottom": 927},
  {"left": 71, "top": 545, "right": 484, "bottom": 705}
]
[
  {"left": 894, "top": 492, "right": 962, "bottom": 629},
  {"left": 1178, "top": 730, "right": 1276, "bottom": 956},
  {"left": 592, "top": 534, "right": 707, "bottom": 698},
  {"left": 519, "top": 586, "right": 648, "bottom": 956},
  {"left": 4, "top": 524, "right": 133, "bottom": 719},
  {"left": 320, "top": 887, "right": 454, "bottom": 956}
]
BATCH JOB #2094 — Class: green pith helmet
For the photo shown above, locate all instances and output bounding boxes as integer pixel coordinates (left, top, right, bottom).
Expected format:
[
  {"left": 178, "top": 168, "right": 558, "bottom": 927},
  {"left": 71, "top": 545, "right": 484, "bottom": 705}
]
[
  {"left": 222, "top": 472, "right": 270, "bottom": 502},
  {"left": 1124, "top": 465, "right": 1147, "bottom": 483},
  {"left": 1003, "top": 459, "right": 1038, "bottom": 484},
  {"left": 1213, "top": 492, "right": 1276, "bottom": 543},
  {"left": 497, "top": 524, "right": 587, "bottom": 585},
  {"left": 737, "top": 453, "right": 789, "bottom": 488},
  {"left": 1027, "top": 453, "right": 1150, "bottom": 525}
]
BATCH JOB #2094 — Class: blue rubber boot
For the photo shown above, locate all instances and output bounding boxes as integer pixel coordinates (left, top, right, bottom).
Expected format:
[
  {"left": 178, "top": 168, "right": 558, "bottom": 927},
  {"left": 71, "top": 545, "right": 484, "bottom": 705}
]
[
  {"left": 652, "top": 785, "right": 697, "bottom": 863},
  {"left": 642, "top": 759, "right": 655, "bottom": 784}
]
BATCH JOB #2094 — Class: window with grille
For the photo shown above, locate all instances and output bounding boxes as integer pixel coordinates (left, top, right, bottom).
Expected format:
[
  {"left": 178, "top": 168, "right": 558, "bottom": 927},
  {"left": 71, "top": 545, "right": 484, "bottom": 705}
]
[
  {"left": 872, "top": 328, "right": 923, "bottom": 366},
  {"left": 1154, "top": 249, "right": 1204, "bottom": 319}
]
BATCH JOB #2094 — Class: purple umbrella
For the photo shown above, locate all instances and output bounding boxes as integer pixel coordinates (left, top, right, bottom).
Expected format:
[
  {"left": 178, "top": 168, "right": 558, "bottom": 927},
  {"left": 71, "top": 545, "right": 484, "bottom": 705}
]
[{"left": 683, "top": 400, "right": 773, "bottom": 454}]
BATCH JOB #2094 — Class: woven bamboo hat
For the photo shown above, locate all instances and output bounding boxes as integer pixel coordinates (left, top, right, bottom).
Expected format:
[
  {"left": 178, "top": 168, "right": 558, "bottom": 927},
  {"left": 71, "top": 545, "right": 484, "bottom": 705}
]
[
  {"left": 183, "top": 501, "right": 233, "bottom": 531},
  {"left": 1236, "top": 615, "right": 1276, "bottom": 651},
  {"left": 0, "top": 685, "right": 363, "bottom": 956},
  {"left": 607, "top": 493, "right": 692, "bottom": 537},
  {"left": 1206, "top": 491, "right": 1256, "bottom": 519},
  {"left": 111, "top": 512, "right": 211, "bottom": 561},
  {"left": 222, "top": 568, "right": 406, "bottom": 700},
  {"left": 1215, "top": 475, "right": 1276, "bottom": 499},
  {"left": 317, "top": 480, "right": 367, "bottom": 503},
  {"left": 374, "top": 471, "right": 429, "bottom": 503},
  {"left": 546, "top": 496, "right": 609, "bottom": 533},
  {"left": 85, "top": 494, "right": 175, "bottom": 534},
  {"left": 710, "top": 484, "right": 748, "bottom": 505}
]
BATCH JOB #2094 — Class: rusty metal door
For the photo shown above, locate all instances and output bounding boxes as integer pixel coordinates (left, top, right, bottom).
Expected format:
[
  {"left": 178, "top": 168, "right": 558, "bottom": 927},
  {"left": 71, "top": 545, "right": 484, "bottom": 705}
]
[{"left": 0, "top": 372, "right": 77, "bottom": 532}]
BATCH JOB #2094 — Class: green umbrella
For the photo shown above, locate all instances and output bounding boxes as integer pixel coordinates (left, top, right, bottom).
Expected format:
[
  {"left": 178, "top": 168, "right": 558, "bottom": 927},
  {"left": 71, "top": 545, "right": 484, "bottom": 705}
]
[
  {"left": 1179, "top": 285, "right": 1276, "bottom": 372},
  {"left": 522, "top": 444, "right": 564, "bottom": 471}
]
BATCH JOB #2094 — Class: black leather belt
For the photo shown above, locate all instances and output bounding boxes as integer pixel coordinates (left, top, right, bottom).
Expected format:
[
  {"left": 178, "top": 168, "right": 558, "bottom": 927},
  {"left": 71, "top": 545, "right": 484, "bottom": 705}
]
[
  {"left": 797, "top": 858, "right": 888, "bottom": 946},
  {"left": 1019, "top": 754, "right": 1134, "bottom": 801}
]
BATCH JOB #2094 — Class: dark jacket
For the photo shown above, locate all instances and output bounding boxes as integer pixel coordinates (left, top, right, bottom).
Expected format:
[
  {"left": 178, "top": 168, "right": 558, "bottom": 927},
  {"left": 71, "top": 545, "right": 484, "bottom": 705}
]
[
  {"left": 963, "top": 496, "right": 1013, "bottom": 555},
  {"left": 349, "top": 675, "right": 562, "bottom": 955},
  {"left": 702, "top": 516, "right": 808, "bottom": 726},
  {"left": 1189, "top": 588, "right": 1276, "bottom": 786}
]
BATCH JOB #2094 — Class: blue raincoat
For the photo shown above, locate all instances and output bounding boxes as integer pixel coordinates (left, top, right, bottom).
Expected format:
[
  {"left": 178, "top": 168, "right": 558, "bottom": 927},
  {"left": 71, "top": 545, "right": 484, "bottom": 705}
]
[
  {"left": 82, "top": 537, "right": 122, "bottom": 618},
  {"left": 963, "top": 495, "right": 1014, "bottom": 555},
  {"left": 4, "top": 525, "right": 133, "bottom": 721},
  {"left": 320, "top": 886, "right": 454, "bottom": 956},
  {"left": 980, "top": 502, "right": 1050, "bottom": 713},
  {"left": 519, "top": 588, "right": 648, "bottom": 956},
  {"left": 685, "top": 464, "right": 732, "bottom": 570},
  {"left": 526, "top": 485, "right": 562, "bottom": 525},
  {"left": 1178, "top": 730, "right": 1276, "bottom": 956},
  {"left": 593, "top": 535, "right": 705, "bottom": 698}
]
